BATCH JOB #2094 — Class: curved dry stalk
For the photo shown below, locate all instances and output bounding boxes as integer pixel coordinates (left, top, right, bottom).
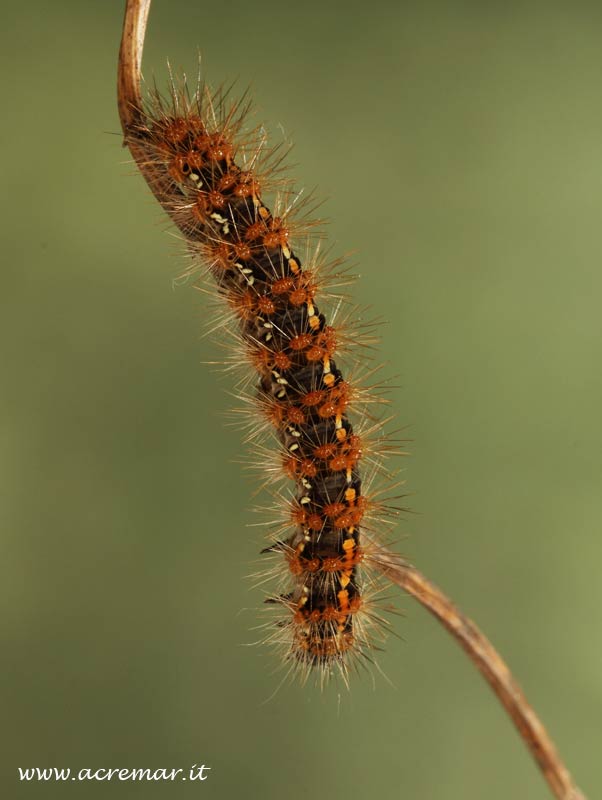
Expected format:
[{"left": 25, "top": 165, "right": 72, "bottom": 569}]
[
  {"left": 374, "top": 550, "right": 585, "bottom": 800},
  {"left": 117, "top": 2, "right": 586, "bottom": 798},
  {"left": 118, "top": 0, "right": 176, "bottom": 219},
  {"left": 117, "top": 0, "right": 149, "bottom": 129}
]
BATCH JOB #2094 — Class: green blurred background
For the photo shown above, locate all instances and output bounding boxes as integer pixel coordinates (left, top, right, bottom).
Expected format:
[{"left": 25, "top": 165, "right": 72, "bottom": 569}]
[{"left": 2, "top": 0, "right": 601, "bottom": 797}]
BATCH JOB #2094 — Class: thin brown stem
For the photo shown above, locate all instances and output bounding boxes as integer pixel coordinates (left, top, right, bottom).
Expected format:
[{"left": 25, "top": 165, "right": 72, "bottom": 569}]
[
  {"left": 118, "top": 0, "right": 175, "bottom": 218},
  {"left": 117, "top": 0, "right": 150, "bottom": 131},
  {"left": 117, "top": 2, "right": 586, "bottom": 798},
  {"left": 374, "top": 550, "right": 585, "bottom": 800}
]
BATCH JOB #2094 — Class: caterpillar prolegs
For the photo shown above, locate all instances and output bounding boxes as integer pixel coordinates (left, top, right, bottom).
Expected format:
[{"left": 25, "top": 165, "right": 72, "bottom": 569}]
[{"left": 124, "top": 80, "right": 403, "bottom": 685}]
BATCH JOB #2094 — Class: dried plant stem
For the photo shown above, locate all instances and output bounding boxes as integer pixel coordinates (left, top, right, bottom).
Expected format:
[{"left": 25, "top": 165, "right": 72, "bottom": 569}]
[
  {"left": 117, "top": 2, "right": 586, "bottom": 798},
  {"left": 374, "top": 550, "right": 585, "bottom": 800}
]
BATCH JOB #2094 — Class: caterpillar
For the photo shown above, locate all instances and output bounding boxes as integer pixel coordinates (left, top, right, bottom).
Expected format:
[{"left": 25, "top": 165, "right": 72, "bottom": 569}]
[
  {"left": 114, "top": 10, "right": 592, "bottom": 795},
  {"left": 122, "top": 77, "right": 403, "bottom": 686}
]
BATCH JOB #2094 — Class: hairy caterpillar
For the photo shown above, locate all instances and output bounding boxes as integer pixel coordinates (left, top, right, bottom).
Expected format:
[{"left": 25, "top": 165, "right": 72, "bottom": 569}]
[
  {"left": 114, "top": 7, "right": 590, "bottom": 795},
  {"left": 122, "top": 76, "right": 404, "bottom": 685}
]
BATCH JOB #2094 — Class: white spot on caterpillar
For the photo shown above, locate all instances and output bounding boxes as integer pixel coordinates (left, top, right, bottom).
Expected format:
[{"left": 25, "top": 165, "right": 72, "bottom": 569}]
[{"left": 236, "top": 263, "right": 254, "bottom": 285}]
